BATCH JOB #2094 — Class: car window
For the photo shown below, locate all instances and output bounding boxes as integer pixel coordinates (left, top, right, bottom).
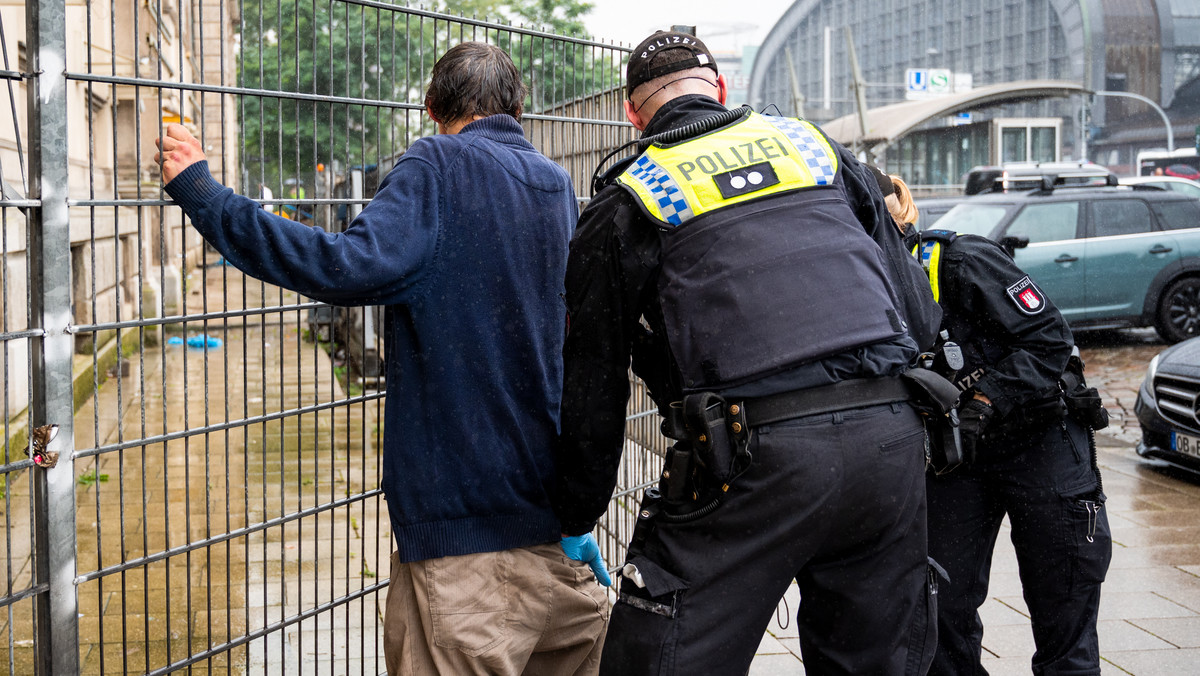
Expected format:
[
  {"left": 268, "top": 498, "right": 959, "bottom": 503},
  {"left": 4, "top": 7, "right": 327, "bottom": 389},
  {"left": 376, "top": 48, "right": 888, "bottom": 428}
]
[
  {"left": 1003, "top": 202, "right": 1080, "bottom": 243},
  {"left": 934, "top": 203, "right": 1011, "bottom": 237},
  {"left": 1090, "top": 199, "right": 1154, "bottom": 238},
  {"left": 1151, "top": 199, "right": 1200, "bottom": 231},
  {"left": 1167, "top": 182, "right": 1200, "bottom": 198}
]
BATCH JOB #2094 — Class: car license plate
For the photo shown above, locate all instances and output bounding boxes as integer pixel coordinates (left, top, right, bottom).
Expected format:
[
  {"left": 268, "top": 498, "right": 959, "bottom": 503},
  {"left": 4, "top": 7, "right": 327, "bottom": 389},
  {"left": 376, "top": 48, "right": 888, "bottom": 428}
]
[{"left": 1170, "top": 429, "right": 1200, "bottom": 458}]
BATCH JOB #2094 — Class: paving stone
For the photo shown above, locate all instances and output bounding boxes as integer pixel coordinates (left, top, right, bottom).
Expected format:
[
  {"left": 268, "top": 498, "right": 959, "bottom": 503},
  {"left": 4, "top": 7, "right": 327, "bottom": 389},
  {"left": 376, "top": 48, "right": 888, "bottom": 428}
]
[
  {"left": 979, "top": 595, "right": 1032, "bottom": 626},
  {"left": 1128, "top": 615, "right": 1200, "bottom": 648},
  {"left": 1096, "top": 619, "right": 1179, "bottom": 651},
  {"left": 748, "top": 652, "right": 806, "bottom": 675},
  {"left": 981, "top": 622, "right": 1038, "bottom": 659},
  {"left": 1099, "top": 590, "right": 1200, "bottom": 621},
  {"left": 1104, "top": 647, "right": 1200, "bottom": 674},
  {"left": 979, "top": 654, "right": 1035, "bottom": 676}
]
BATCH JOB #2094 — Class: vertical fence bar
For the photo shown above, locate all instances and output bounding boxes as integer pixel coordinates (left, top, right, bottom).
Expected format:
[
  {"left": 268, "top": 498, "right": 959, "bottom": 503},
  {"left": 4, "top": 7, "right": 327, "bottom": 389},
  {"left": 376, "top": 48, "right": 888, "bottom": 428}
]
[{"left": 26, "top": 0, "right": 77, "bottom": 672}]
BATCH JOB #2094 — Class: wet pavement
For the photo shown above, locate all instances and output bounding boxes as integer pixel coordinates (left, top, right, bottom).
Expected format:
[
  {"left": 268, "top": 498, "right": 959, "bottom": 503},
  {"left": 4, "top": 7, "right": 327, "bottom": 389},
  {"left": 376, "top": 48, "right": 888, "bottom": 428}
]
[{"left": 751, "top": 328, "right": 1200, "bottom": 675}]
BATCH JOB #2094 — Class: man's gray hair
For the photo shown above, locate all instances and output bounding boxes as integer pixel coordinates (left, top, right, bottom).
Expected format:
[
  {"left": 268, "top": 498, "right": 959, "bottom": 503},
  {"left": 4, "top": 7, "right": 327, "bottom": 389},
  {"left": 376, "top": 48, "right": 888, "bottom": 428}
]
[{"left": 425, "top": 42, "right": 527, "bottom": 123}]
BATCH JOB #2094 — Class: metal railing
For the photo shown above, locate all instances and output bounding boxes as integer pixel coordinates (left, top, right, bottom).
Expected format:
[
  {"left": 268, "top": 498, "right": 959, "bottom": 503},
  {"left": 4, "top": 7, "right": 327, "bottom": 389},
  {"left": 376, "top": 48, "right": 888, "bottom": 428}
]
[{"left": 0, "top": 1, "right": 654, "bottom": 673}]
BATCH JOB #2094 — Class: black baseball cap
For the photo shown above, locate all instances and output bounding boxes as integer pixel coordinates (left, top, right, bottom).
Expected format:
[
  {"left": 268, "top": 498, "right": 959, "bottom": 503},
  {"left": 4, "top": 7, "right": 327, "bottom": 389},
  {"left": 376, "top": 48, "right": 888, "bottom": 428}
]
[{"left": 626, "top": 30, "right": 718, "bottom": 98}]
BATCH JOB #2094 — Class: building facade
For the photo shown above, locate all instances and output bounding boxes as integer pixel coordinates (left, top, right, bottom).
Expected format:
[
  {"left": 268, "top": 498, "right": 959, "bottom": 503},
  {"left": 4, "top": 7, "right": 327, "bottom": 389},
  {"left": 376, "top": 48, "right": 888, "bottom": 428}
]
[
  {"left": 748, "top": 0, "right": 1200, "bottom": 181},
  {"left": 1, "top": 0, "right": 237, "bottom": 425}
]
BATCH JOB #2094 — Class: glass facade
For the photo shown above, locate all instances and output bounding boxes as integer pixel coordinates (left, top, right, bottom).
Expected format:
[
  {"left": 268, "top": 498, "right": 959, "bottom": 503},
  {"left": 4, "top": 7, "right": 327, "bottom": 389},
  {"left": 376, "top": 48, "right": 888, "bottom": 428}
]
[
  {"left": 750, "top": 0, "right": 1074, "bottom": 122},
  {"left": 750, "top": 0, "right": 1200, "bottom": 184},
  {"left": 889, "top": 119, "right": 1058, "bottom": 186}
]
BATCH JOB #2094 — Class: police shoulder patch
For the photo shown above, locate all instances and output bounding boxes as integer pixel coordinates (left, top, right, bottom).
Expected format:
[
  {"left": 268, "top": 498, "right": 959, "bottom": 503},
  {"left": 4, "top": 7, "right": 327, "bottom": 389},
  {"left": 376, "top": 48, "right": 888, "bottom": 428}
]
[{"left": 1006, "top": 276, "right": 1046, "bottom": 315}]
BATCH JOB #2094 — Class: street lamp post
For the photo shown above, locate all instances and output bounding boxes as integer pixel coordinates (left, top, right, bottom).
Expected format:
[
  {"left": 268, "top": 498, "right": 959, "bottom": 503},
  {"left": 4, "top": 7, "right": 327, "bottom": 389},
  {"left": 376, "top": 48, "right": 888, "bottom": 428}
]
[{"left": 1092, "top": 89, "right": 1174, "bottom": 152}]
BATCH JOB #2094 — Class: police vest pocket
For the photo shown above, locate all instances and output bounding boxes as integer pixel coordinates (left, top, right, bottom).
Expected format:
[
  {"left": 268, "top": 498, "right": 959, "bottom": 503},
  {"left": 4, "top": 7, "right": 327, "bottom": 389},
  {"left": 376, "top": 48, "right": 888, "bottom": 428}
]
[{"left": 426, "top": 550, "right": 511, "bottom": 656}]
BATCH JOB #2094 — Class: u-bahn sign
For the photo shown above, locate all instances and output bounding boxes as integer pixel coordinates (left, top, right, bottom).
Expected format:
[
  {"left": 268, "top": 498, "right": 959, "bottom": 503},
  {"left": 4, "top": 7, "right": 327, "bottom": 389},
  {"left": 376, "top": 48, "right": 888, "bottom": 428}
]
[{"left": 906, "top": 68, "right": 970, "bottom": 100}]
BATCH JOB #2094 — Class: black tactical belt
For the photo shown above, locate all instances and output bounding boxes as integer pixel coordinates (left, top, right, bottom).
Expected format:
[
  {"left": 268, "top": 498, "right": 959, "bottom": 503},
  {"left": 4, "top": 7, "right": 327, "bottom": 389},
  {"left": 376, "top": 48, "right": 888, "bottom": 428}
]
[{"left": 740, "top": 376, "right": 912, "bottom": 427}]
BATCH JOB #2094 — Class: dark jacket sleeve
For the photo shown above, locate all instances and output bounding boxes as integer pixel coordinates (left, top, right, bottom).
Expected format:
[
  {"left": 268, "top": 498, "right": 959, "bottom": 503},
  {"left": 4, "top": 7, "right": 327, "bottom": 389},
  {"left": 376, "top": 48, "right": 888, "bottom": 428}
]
[
  {"left": 945, "top": 236, "right": 1073, "bottom": 417},
  {"left": 554, "top": 187, "right": 659, "bottom": 535},
  {"left": 834, "top": 145, "right": 942, "bottom": 351},
  {"left": 164, "top": 159, "right": 439, "bottom": 306}
]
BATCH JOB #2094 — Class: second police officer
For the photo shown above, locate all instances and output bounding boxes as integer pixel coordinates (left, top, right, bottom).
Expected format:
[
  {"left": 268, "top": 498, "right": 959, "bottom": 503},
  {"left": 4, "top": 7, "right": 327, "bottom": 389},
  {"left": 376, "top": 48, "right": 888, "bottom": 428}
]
[
  {"left": 553, "top": 29, "right": 947, "bottom": 675},
  {"left": 876, "top": 169, "right": 1113, "bottom": 676}
]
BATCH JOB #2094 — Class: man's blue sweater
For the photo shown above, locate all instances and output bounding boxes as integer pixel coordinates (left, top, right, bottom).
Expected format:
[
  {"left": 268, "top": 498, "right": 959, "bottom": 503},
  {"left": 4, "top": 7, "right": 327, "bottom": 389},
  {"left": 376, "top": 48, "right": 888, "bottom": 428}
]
[{"left": 164, "top": 115, "right": 576, "bottom": 562}]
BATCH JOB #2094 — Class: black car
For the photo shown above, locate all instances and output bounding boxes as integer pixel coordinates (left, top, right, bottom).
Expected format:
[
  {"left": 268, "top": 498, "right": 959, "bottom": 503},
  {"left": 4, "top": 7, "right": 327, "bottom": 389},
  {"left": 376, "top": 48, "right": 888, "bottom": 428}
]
[
  {"left": 1135, "top": 337, "right": 1200, "bottom": 474},
  {"left": 929, "top": 182, "right": 1200, "bottom": 343}
]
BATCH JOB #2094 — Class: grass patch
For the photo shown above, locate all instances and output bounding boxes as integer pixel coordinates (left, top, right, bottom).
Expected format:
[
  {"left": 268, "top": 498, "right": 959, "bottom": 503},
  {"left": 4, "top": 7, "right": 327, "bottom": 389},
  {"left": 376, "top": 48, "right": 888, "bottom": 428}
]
[{"left": 78, "top": 470, "right": 110, "bottom": 486}]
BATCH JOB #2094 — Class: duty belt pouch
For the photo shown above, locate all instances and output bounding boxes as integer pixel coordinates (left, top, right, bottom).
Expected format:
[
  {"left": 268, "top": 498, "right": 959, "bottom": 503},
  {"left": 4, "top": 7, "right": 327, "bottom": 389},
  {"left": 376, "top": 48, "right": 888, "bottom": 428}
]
[
  {"left": 683, "top": 392, "right": 737, "bottom": 487},
  {"left": 1065, "top": 385, "right": 1110, "bottom": 431},
  {"left": 627, "top": 487, "right": 662, "bottom": 560},
  {"left": 901, "top": 368, "right": 965, "bottom": 474},
  {"left": 661, "top": 442, "right": 695, "bottom": 505},
  {"left": 1062, "top": 352, "right": 1109, "bottom": 431}
]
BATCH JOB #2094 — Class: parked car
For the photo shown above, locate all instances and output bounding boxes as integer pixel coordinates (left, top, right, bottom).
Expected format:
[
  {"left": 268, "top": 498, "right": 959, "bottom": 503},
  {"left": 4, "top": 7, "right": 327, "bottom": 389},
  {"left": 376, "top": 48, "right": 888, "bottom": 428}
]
[
  {"left": 913, "top": 196, "right": 969, "bottom": 229},
  {"left": 1119, "top": 175, "right": 1200, "bottom": 199},
  {"left": 912, "top": 162, "right": 1117, "bottom": 229},
  {"left": 1135, "top": 337, "right": 1200, "bottom": 474},
  {"left": 931, "top": 181, "right": 1200, "bottom": 343}
]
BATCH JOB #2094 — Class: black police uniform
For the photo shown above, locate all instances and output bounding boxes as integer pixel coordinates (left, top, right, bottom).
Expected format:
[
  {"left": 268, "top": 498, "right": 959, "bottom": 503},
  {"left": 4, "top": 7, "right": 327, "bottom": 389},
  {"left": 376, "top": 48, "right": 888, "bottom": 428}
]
[
  {"left": 912, "top": 230, "right": 1112, "bottom": 676},
  {"left": 554, "top": 94, "right": 942, "bottom": 675}
]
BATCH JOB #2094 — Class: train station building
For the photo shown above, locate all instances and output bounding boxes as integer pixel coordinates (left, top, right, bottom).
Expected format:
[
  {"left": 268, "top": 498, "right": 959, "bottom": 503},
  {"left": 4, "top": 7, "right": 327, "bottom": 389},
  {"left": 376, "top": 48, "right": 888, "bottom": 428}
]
[{"left": 747, "top": 0, "right": 1200, "bottom": 184}]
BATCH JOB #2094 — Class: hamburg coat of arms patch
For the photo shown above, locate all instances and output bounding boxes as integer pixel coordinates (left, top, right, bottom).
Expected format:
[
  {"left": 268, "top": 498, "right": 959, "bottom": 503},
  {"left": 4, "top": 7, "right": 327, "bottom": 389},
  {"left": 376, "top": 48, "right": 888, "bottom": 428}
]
[{"left": 1006, "top": 276, "right": 1046, "bottom": 315}]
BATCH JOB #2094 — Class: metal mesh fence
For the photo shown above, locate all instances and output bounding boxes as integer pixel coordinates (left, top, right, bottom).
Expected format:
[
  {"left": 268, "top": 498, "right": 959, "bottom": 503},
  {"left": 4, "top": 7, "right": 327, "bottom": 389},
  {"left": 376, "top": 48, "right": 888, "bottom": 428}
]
[{"left": 0, "top": 0, "right": 665, "bottom": 673}]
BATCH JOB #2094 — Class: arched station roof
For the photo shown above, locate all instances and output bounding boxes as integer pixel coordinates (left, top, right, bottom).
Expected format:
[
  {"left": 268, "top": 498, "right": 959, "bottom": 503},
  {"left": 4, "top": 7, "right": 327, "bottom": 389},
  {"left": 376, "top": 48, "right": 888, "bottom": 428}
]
[{"left": 820, "top": 80, "right": 1089, "bottom": 155}]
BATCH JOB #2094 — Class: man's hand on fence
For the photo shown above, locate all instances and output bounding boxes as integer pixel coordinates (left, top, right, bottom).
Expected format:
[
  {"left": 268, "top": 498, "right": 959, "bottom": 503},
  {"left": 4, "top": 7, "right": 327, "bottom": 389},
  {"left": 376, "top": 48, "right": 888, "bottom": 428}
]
[
  {"left": 154, "top": 124, "right": 207, "bottom": 184},
  {"left": 560, "top": 534, "right": 612, "bottom": 586}
]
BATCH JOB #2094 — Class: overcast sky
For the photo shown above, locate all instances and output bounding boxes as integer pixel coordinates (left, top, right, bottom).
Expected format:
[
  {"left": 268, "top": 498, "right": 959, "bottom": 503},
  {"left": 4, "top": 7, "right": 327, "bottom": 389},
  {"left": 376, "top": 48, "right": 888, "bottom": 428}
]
[{"left": 581, "top": 0, "right": 796, "bottom": 53}]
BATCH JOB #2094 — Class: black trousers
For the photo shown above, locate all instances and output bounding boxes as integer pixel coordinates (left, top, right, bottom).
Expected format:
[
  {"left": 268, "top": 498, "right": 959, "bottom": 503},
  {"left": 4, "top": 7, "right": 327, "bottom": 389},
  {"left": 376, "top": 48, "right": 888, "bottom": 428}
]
[
  {"left": 600, "top": 402, "right": 935, "bottom": 676},
  {"left": 926, "top": 417, "right": 1111, "bottom": 676}
]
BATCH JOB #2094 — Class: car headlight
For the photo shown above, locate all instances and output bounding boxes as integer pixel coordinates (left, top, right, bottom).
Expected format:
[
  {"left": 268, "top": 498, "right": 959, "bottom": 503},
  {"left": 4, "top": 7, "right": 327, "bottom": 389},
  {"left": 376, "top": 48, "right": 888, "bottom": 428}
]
[{"left": 1145, "top": 354, "right": 1161, "bottom": 390}]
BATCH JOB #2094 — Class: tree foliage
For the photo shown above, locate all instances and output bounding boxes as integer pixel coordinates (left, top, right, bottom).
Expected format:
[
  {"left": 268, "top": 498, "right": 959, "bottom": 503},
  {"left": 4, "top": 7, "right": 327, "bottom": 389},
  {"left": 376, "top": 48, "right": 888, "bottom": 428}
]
[{"left": 237, "top": 0, "right": 618, "bottom": 189}]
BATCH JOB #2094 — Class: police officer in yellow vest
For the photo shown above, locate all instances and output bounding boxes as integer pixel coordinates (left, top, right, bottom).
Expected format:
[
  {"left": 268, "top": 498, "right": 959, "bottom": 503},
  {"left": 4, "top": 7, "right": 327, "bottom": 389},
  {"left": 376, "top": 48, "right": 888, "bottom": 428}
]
[{"left": 553, "top": 29, "right": 943, "bottom": 675}]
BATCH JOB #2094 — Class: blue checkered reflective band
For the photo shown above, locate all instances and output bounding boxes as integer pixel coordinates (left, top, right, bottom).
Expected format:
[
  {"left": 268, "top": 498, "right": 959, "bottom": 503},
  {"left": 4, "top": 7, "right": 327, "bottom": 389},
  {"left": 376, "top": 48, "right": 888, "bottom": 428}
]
[
  {"left": 764, "top": 117, "right": 836, "bottom": 185},
  {"left": 627, "top": 155, "right": 694, "bottom": 226},
  {"left": 919, "top": 241, "right": 937, "bottom": 270}
]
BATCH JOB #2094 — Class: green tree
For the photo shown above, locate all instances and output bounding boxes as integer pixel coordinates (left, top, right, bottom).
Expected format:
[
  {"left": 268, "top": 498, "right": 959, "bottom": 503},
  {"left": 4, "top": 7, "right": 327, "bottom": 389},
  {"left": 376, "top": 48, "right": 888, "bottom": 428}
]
[{"left": 237, "top": 0, "right": 616, "bottom": 191}]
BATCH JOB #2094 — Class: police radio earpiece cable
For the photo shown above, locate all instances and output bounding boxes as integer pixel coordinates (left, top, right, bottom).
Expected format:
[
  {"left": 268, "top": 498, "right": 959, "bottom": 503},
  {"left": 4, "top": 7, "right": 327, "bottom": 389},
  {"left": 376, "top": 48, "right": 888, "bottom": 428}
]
[{"left": 589, "top": 105, "right": 752, "bottom": 196}]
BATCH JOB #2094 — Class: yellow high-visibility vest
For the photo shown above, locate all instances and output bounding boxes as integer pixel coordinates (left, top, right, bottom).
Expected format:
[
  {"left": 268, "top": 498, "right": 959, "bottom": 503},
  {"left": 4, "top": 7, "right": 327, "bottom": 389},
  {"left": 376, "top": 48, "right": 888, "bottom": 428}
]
[{"left": 617, "top": 111, "right": 840, "bottom": 227}]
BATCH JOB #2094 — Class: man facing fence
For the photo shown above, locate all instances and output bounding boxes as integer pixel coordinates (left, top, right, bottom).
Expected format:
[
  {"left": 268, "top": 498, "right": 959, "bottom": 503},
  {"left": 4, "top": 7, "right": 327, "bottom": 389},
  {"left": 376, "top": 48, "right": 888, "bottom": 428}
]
[{"left": 154, "top": 41, "right": 608, "bottom": 675}]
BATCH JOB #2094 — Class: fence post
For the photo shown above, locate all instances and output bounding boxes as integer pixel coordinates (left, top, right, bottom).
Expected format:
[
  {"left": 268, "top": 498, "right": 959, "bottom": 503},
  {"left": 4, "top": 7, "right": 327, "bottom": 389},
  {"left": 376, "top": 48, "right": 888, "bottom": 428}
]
[{"left": 26, "top": 0, "right": 79, "bottom": 671}]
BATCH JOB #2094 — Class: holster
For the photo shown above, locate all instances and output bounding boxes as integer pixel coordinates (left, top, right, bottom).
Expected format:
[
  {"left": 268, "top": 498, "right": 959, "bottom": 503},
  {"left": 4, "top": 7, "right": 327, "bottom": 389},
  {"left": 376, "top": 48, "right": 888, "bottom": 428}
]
[
  {"left": 683, "top": 392, "right": 742, "bottom": 487},
  {"left": 901, "top": 368, "right": 964, "bottom": 474},
  {"left": 659, "top": 392, "right": 752, "bottom": 511}
]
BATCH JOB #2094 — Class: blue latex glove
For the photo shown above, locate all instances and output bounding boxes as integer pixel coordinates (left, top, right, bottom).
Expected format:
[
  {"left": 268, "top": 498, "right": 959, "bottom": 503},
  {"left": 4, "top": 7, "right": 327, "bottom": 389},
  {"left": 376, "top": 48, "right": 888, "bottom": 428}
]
[{"left": 560, "top": 534, "right": 612, "bottom": 586}]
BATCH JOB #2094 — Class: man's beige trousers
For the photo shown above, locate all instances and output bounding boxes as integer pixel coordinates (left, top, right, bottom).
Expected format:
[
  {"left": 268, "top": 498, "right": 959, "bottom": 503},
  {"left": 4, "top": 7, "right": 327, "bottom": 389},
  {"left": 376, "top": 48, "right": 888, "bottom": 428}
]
[{"left": 385, "top": 542, "right": 609, "bottom": 675}]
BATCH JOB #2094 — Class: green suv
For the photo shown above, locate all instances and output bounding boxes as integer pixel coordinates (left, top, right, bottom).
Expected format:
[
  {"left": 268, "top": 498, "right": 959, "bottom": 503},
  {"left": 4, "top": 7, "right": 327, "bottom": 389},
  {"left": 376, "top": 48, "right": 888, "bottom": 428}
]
[{"left": 932, "top": 184, "right": 1200, "bottom": 343}]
